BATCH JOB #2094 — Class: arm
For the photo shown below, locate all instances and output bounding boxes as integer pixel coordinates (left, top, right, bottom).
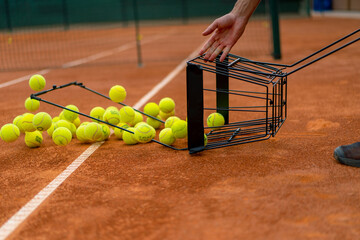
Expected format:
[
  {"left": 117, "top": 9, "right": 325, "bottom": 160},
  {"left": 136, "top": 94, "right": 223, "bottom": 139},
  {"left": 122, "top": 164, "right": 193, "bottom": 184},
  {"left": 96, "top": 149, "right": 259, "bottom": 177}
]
[{"left": 199, "top": 0, "right": 261, "bottom": 62}]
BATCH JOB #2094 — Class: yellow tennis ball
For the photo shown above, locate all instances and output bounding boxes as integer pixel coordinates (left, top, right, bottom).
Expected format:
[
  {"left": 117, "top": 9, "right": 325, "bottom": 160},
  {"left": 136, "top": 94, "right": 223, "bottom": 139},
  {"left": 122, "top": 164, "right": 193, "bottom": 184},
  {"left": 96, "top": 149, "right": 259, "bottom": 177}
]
[
  {"left": 109, "top": 85, "right": 126, "bottom": 102},
  {"left": 52, "top": 116, "right": 60, "bottom": 123},
  {"left": 106, "top": 106, "right": 118, "bottom": 112},
  {"left": 99, "top": 123, "right": 110, "bottom": 141},
  {"left": 159, "top": 109, "right": 175, "bottom": 120},
  {"left": 164, "top": 116, "right": 180, "bottom": 129},
  {"left": 13, "top": 115, "right": 25, "bottom": 133},
  {"left": 75, "top": 125, "right": 88, "bottom": 142},
  {"left": 25, "top": 130, "right": 43, "bottom": 148},
  {"left": 63, "top": 105, "right": 79, "bottom": 122},
  {"left": 134, "top": 121, "right": 147, "bottom": 128},
  {"left": 73, "top": 117, "right": 81, "bottom": 128},
  {"left": 84, "top": 122, "right": 103, "bottom": 141},
  {"left": 134, "top": 123, "right": 155, "bottom": 143},
  {"left": 0, "top": 124, "right": 20, "bottom": 143},
  {"left": 114, "top": 123, "right": 130, "bottom": 139},
  {"left": 171, "top": 120, "right": 187, "bottom": 139},
  {"left": 122, "top": 127, "right": 138, "bottom": 145},
  {"left": 104, "top": 109, "right": 120, "bottom": 125},
  {"left": 144, "top": 102, "right": 160, "bottom": 117},
  {"left": 80, "top": 121, "right": 90, "bottom": 127},
  {"left": 54, "top": 120, "right": 70, "bottom": 130},
  {"left": 52, "top": 127, "right": 72, "bottom": 146},
  {"left": 128, "top": 111, "right": 143, "bottom": 127},
  {"left": 29, "top": 74, "right": 46, "bottom": 91},
  {"left": 20, "top": 113, "right": 36, "bottom": 132},
  {"left": 68, "top": 122, "right": 77, "bottom": 138},
  {"left": 59, "top": 110, "right": 65, "bottom": 120},
  {"left": 146, "top": 115, "right": 162, "bottom": 129},
  {"left": 207, "top": 113, "right": 225, "bottom": 129},
  {"left": 204, "top": 134, "right": 208, "bottom": 146},
  {"left": 159, "top": 128, "right": 176, "bottom": 145},
  {"left": 47, "top": 123, "right": 55, "bottom": 137},
  {"left": 159, "top": 97, "right": 175, "bottom": 114},
  {"left": 32, "top": 112, "right": 52, "bottom": 131},
  {"left": 24, "top": 97, "right": 40, "bottom": 112},
  {"left": 90, "top": 107, "right": 105, "bottom": 123},
  {"left": 119, "top": 106, "right": 135, "bottom": 123}
]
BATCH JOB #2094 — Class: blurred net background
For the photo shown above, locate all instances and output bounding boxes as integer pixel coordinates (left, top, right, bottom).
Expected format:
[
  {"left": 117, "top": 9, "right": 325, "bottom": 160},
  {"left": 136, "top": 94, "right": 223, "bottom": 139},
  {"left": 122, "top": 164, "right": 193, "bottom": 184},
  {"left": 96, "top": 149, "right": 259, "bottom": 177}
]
[{"left": 0, "top": 0, "right": 309, "bottom": 71}]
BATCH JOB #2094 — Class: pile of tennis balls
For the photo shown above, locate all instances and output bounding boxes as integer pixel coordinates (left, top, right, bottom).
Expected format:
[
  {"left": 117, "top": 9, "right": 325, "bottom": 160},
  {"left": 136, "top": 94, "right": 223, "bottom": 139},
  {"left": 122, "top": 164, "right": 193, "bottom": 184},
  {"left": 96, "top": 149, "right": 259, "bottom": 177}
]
[{"left": 0, "top": 75, "right": 226, "bottom": 149}]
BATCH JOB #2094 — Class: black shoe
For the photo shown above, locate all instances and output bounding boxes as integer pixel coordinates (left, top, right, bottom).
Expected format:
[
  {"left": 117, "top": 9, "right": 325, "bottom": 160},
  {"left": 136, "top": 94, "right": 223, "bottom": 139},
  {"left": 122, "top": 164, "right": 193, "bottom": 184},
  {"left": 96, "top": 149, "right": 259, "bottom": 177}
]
[{"left": 334, "top": 142, "right": 360, "bottom": 168}]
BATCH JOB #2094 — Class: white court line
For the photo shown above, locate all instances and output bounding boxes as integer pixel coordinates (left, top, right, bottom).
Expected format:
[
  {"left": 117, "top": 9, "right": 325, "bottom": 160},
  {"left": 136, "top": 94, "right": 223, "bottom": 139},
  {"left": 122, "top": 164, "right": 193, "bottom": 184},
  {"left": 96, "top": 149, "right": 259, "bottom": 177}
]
[
  {"left": 0, "top": 42, "right": 204, "bottom": 240},
  {"left": 0, "top": 34, "right": 166, "bottom": 89}
]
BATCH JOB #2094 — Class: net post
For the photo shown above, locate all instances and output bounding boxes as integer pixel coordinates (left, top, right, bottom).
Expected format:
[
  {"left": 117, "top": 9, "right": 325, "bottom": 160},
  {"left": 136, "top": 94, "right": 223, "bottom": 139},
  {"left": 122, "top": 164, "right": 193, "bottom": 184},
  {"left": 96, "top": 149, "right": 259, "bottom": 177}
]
[
  {"left": 269, "top": 0, "right": 281, "bottom": 60},
  {"left": 186, "top": 63, "right": 205, "bottom": 154},
  {"left": 216, "top": 56, "right": 229, "bottom": 124},
  {"left": 133, "top": 0, "right": 143, "bottom": 67}
]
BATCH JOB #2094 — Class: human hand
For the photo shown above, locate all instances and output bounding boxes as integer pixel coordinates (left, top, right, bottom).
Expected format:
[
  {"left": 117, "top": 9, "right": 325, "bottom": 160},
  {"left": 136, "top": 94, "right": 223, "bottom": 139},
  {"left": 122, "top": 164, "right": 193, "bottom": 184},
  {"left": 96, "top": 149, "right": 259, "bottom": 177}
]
[{"left": 199, "top": 13, "right": 248, "bottom": 62}]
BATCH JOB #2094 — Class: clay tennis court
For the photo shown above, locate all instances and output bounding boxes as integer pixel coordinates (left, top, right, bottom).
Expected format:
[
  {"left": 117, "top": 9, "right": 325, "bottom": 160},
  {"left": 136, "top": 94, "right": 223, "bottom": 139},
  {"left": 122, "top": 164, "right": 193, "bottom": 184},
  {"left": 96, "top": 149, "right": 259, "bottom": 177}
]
[{"left": 0, "top": 16, "right": 360, "bottom": 239}]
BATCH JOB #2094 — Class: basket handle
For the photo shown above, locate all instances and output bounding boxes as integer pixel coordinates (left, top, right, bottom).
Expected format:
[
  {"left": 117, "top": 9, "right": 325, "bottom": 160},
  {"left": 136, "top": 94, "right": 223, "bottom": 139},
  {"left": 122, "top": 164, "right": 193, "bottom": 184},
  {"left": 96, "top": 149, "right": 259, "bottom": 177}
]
[{"left": 238, "top": 28, "right": 359, "bottom": 76}]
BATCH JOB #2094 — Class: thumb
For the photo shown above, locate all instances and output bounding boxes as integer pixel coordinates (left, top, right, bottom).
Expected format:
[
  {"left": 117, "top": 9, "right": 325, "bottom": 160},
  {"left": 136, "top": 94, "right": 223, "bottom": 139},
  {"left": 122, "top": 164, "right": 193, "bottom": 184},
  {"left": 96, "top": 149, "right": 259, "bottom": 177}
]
[{"left": 202, "top": 20, "right": 218, "bottom": 36}]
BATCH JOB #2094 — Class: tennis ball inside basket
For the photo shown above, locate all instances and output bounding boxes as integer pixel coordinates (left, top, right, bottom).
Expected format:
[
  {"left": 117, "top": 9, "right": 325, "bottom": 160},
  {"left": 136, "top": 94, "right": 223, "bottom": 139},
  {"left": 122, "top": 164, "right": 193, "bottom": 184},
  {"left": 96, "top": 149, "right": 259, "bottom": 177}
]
[
  {"left": 119, "top": 106, "right": 135, "bottom": 123},
  {"left": 207, "top": 112, "right": 225, "bottom": 129},
  {"left": 159, "top": 128, "right": 176, "bottom": 145},
  {"left": 171, "top": 120, "right": 187, "bottom": 139},
  {"left": 159, "top": 97, "right": 175, "bottom": 113},
  {"left": 32, "top": 112, "right": 52, "bottom": 131},
  {"left": 146, "top": 115, "right": 162, "bottom": 129},
  {"left": 104, "top": 109, "right": 120, "bottom": 125},
  {"left": 114, "top": 123, "right": 130, "bottom": 139},
  {"left": 29, "top": 74, "right": 46, "bottom": 91},
  {"left": 122, "top": 127, "right": 138, "bottom": 145},
  {"left": 90, "top": 106, "right": 105, "bottom": 123},
  {"left": 0, "top": 124, "right": 20, "bottom": 143},
  {"left": 134, "top": 123, "right": 155, "bottom": 143},
  {"left": 84, "top": 122, "right": 103, "bottom": 141},
  {"left": 144, "top": 102, "right": 160, "bottom": 117},
  {"left": 109, "top": 85, "right": 126, "bottom": 102},
  {"left": 63, "top": 105, "right": 79, "bottom": 122}
]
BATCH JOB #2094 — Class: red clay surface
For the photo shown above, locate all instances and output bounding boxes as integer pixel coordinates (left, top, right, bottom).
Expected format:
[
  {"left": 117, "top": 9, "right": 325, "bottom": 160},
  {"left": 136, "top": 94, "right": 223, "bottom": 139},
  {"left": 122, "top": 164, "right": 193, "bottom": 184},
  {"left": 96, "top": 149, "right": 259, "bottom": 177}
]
[{"left": 0, "top": 17, "right": 360, "bottom": 239}]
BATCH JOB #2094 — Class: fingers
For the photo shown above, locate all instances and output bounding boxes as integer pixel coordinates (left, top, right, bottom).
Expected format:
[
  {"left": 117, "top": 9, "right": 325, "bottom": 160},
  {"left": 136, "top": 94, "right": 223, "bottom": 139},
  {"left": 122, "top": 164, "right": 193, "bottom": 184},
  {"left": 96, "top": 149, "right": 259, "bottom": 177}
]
[
  {"left": 198, "top": 39, "right": 213, "bottom": 55},
  {"left": 203, "top": 41, "right": 220, "bottom": 60},
  {"left": 219, "top": 46, "right": 231, "bottom": 62},
  {"left": 208, "top": 45, "right": 225, "bottom": 62},
  {"left": 202, "top": 20, "right": 218, "bottom": 36}
]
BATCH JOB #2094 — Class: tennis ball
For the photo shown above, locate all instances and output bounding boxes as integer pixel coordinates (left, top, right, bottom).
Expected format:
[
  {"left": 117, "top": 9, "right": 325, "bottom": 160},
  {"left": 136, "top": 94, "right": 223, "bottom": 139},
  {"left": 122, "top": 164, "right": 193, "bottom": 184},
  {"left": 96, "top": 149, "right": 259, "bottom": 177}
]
[
  {"left": 59, "top": 111, "right": 65, "bottom": 120},
  {"left": 134, "top": 123, "right": 155, "bottom": 143},
  {"left": 159, "top": 128, "right": 176, "bottom": 145},
  {"left": 204, "top": 134, "right": 208, "bottom": 146},
  {"left": 52, "top": 116, "right": 60, "bottom": 123},
  {"left": 47, "top": 123, "right": 55, "bottom": 137},
  {"left": 171, "top": 120, "right": 187, "bottom": 139},
  {"left": 29, "top": 74, "right": 46, "bottom": 91},
  {"left": 32, "top": 112, "right": 52, "bottom": 131},
  {"left": 20, "top": 113, "right": 36, "bottom": 132},
  {"left": 159, "top": 109, "right": 175, "bottom": 120},
  {"left": 134, "top": 121, "right": 147, "bottom": 128},
  {"left": 146, "top": 115, "right": 162, "bottom": 129},
  {"left": 207, "top": 113, "right": 225, "bottom": 129},
  {"left": 73, "top": 117, "right": 81, "bottom": 128},
  {"left": 0, "top": 124, "right": 20, "bottom": 143},
  {"left": 25, "top": 130, "right": 43, "bottom": 148},
  {"left": 24, "top": 97, "right": 40, "bottom": 112},
  {"left": 119, "top": 106, "right": 135, "bottom": 123},
  {"left": 63, "top": 105, "right": 79, "bottom": 122},
  {"left": 99, "top": 123, "right": 110, "bottom": 141},
  {"left": 164, "top": 116, "right": 180, "bottom": 129},
  {"left": 128, "top": 111, "right": 143, "bottom": 127},
  {"left": 52, "top": 127, "right": 72, "bottom": 146},
  {"left": 109, "top": 85, "right": 126, "bottom": 102},
  {"left": 106, "top": 106, "right": 118, "bottom": 112},
  {"left": 90, "top": 107, "right": 105, "bottom": 123},
  {"left": 114, "top": 122, "right": 130, "bottom": 139},
  {"left": 80, "top": 121, "right": 90, "bottom": 127},
  {"left": 122, "top": 127, "right": 138, "bottom": 145},
  {"left": 144, "top": 102, "right": 160, "bottom": 117},
  {"left": 76, "top": 125, "right": 88, "bottom": 142},
  {"left": 84, "top": 122, "right": 103, "bottom": 141},
  {"left": 54, "top": 120, "right": 70, "bottom": 130},
  {"left": 104, "top": 109, "right": 120, "bottom": 126},
  {"left": 68, "top": 122, "right": 77, "bottom": 138},
  {"left": 13, "top": 115, "right": 25, "bottom": 133},
  {"left": 159, "top": 97, "right": 175, "bottom": 114}
]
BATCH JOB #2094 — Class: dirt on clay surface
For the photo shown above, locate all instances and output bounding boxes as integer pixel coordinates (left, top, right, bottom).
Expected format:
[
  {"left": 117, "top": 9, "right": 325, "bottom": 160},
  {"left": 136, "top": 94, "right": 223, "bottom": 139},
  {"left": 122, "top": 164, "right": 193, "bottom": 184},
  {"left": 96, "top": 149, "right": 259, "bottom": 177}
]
[{"left": 0, "top": 17, "right": 359, "bottom": 240}]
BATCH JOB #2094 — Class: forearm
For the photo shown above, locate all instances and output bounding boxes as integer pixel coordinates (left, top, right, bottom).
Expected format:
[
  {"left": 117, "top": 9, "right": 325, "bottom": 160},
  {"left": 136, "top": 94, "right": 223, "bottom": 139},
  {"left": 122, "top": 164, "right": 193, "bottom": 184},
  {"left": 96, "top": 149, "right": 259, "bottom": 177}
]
[{"left": 231, "top": 0, "right": 261, "bottom": 20}]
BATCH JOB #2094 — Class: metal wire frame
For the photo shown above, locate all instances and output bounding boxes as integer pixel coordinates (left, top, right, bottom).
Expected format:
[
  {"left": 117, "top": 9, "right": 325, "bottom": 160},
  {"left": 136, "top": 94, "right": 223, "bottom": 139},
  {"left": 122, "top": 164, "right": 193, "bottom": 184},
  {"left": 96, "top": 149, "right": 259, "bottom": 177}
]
[{"left": 30, "top": 81, "right": 187, "bottom": 151}]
